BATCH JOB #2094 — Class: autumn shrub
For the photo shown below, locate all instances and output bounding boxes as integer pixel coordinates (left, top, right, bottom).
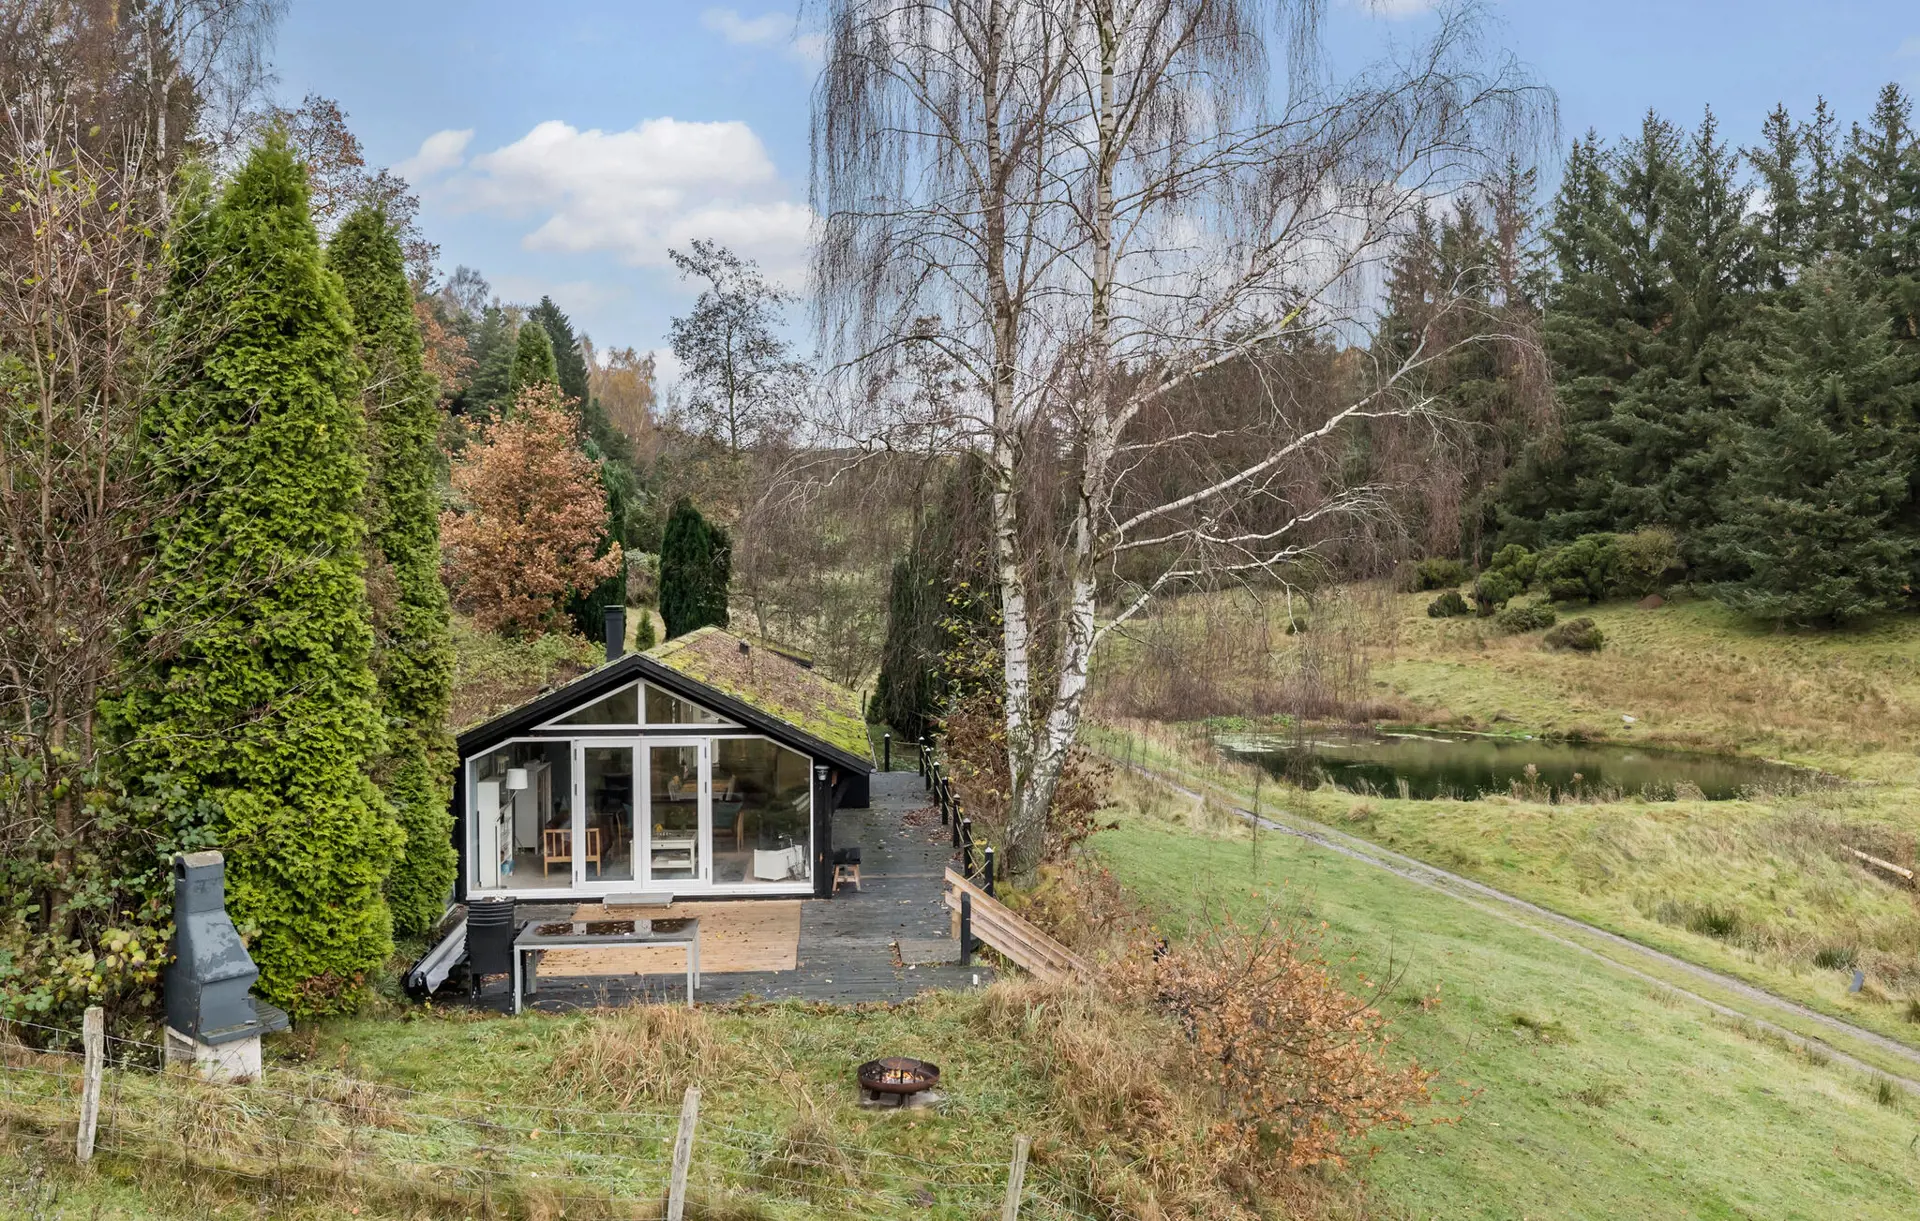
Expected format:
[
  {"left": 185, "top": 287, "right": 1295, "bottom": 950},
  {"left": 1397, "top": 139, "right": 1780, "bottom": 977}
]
[
  {"left": 1112, "top": 908, "right": 1441, "bottom": 1171},
  {"left": 440, "top": 383, "right": 624, "bottom": 635}
]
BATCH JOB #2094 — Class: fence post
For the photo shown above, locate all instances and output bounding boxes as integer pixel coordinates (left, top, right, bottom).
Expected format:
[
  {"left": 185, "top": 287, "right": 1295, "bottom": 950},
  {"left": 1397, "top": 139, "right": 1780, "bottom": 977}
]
[
  {"left": 666, "top": 1085, "right": 700, "bottom": 1221},
  {"left": 983, "top": 846, "right": 996, "bottom": 897},
  {"left": 1001, "top": 1133, "right": 1031, "bottom": 1220},
  {"left": 77, "top": 1005, "right": 104, "bottom": 1165},
  {"left": 959, "top": 891, "right": 973, "bottom": 967},
  {"left": 960, "top": 817, "right": 973, "bottom": 875},
  {"left": 883, "top": 732, "right": 891, "bottom": 772},
  {"left": 920, "top": 738, "right": 930, "bottom": 788}
]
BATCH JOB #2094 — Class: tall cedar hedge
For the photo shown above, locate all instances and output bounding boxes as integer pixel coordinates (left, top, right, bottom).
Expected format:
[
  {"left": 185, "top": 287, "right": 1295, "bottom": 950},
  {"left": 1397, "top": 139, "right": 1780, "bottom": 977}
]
[
  {"left": 117, "top": 138, "right": 397, "bottom": 1015},
  {"left": 329, "top": 207, "right": 458, "bottom": 936},
  {"left": 659, "top": 497, "right": 731, "bottom": 639}
]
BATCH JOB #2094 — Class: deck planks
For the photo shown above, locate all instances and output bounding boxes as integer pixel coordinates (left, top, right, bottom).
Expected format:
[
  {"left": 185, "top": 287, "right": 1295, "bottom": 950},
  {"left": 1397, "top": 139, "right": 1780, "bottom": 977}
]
[{"left": 471, "top": 771, "right": 990, "bottom": 1011}]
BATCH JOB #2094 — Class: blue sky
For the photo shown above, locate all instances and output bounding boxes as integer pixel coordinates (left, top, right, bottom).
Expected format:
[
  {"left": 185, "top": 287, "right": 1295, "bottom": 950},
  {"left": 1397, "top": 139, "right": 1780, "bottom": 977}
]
[{"left": 272, "top": 2, "right": 1920, "bottom": 380}]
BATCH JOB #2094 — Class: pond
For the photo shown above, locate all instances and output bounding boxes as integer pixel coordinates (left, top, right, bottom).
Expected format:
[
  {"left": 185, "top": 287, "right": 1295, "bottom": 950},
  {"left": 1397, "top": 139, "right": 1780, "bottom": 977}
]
[{"left": 1219, "top": 729, "right": 1818, "bottom": 801}]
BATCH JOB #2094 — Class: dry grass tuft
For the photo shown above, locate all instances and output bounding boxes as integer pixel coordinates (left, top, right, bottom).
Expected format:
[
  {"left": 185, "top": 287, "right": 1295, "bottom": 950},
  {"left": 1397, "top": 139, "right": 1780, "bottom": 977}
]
[{"left": 545, "top": 1006, "right": 736, "bottom": 1108}]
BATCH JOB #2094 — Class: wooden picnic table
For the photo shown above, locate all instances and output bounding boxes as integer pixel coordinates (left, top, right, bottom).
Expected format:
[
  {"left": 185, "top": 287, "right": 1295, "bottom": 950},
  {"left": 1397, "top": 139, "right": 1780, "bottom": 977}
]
[{"left": 511, "top": 917, "right": 701, "bottom": 1013}]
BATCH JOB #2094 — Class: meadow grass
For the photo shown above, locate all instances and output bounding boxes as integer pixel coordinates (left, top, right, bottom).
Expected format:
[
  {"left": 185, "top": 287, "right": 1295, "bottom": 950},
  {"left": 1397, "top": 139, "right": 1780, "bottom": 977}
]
[
  {"left": 1089, "top": 784, "right": 1920, "bottom": 1220},
  {"left": 1095, "top": 587, "right": 1920, "bottom": 1052}
]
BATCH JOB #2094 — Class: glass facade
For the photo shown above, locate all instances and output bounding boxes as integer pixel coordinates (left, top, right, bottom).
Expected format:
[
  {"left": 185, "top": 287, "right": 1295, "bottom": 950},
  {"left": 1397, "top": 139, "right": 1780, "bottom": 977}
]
[{"left": 467, "top": 685, "right": 816, "bottom": 896}]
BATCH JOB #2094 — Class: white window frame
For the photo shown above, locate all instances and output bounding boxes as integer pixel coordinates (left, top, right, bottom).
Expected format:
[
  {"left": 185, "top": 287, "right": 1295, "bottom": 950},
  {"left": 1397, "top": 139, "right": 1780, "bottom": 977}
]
[
  {"left": 535, "top": 680, "right": 740, "bottom": 732},
  {"left": 465, "top": 730, "right": 814, "bottom": 900}
]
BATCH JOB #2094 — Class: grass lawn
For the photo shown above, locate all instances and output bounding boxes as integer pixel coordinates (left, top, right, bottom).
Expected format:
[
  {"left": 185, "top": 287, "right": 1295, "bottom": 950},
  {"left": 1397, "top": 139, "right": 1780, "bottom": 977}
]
[{"left": 1090, "top": 792, "right": 1920, "bottom": 1220}]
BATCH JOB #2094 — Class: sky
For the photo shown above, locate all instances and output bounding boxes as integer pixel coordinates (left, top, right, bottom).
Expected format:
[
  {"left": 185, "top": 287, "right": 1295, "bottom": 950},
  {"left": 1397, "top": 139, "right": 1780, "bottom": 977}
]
[{"left": 271, "top": 1, "right": 1920, "bottom": 382}]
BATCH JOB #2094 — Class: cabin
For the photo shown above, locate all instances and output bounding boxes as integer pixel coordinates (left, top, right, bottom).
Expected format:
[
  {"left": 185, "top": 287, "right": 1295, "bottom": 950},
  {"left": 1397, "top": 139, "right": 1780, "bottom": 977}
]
[{"left": 452, "top": 624, "right": 873, "bottom": 904}]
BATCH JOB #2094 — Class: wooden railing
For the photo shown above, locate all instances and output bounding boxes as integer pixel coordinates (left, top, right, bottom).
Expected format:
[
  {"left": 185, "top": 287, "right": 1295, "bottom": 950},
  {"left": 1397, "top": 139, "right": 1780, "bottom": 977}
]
[{"left": 943, "top": 867, "right": 1089, "bottom": 984}]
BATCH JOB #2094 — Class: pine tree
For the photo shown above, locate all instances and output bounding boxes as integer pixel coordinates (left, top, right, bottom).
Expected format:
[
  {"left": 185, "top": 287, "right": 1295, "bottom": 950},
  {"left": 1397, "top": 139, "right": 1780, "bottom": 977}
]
[
  {"left": 510, "top": 320, "right": 557, "bottom": 394},
  {"left": 117, "top": 137, "right": 396, "bottom": 1015},
  {"left": 659, "top": 498, "right": 732, "bottom": 639},
  {"left": 328, "top": 206, "right": 457, "bottom": 938},
  {"left": 1707, "top": 260, "right": 1920, "bottom": 623}
]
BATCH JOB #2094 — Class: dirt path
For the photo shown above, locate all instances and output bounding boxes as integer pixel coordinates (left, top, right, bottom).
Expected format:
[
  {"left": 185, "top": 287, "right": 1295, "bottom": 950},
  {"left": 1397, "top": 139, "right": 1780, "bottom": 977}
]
[{"left": 1117, "top": 755, "right": 1920, "bottom": 1094}]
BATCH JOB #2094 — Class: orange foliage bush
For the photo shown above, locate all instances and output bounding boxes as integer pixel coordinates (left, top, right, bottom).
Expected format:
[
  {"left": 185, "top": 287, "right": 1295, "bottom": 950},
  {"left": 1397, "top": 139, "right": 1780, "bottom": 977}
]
[
  {"left": 1111, "top": 906, "right": 1443, "bottom": 1170},
  {"left": 440, "top": 384, "right": 623, "bottom": 634}
]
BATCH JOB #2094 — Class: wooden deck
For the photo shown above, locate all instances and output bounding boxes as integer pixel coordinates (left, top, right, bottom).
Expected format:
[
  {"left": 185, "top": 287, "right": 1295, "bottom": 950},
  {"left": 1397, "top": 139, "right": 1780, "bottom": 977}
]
[{"left": 471, "top": 770, "right": 991, "bottom": 1011}]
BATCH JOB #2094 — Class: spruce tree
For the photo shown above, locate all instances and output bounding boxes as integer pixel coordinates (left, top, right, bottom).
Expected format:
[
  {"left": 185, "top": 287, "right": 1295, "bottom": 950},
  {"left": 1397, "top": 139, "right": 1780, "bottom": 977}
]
[
  {"left": 659, "top": 498, "right": 731, "bottom": 639},
  {"left": 1707, "top": 260, "right": 1920, "bottom": 623},
  {"left": 328, "top": 207, "right": 457, "bottom": 938},
  {"left": 460, "top": 303, "right": 516, "bottom": 417},
  {"left": 118, "top": 137, "right": 395, "bottom": 1015},
  {"left": 510, "top": 320, "right": 557, "bottom": 394},
  {"left": 531, "top": 295, "right": 592, "bottom": 406}
]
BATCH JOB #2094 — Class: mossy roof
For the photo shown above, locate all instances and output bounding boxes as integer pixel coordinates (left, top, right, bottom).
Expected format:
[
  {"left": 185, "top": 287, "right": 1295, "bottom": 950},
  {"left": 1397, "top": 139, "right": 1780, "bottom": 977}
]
[{"left": 645, "top": 627, "right": 872, "bottom": 762}]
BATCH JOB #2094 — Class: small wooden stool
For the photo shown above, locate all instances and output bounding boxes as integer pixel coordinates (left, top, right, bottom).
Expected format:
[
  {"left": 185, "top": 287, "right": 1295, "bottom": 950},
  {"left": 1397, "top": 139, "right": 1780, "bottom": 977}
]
[{"left": 833, "top": 847, "right": 862, "bottom": 893}]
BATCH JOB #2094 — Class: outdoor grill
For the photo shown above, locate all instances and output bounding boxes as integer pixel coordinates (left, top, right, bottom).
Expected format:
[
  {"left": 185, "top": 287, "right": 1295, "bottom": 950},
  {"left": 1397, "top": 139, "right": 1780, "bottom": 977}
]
[{"left": 856, "top": 1056, "right": 941, "bottom": 1106}]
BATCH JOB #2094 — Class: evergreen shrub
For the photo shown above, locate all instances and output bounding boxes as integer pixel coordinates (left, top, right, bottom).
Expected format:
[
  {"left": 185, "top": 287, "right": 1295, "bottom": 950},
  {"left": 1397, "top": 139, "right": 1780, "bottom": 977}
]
[
  {"left": 1496, "top": 602, "right": 1558, "bottom": 634},
  {"left": 1426, "top": 590, "right": 1471, "bottom": 618},
  {"left": 117, "top": 138, "right": 396, "bottom": 1015},
  {"left": 659, "top": 498, "right": 731, "bottom": 639},
  {"left": 1543, "top": 617, "right": 1605, "bottom": 652},
  {"left": 329, "top": 206, "right": 456, "bottom": 939},
  {"left": 1414, "top": 557, "right": 1470, "bottom": 590}
]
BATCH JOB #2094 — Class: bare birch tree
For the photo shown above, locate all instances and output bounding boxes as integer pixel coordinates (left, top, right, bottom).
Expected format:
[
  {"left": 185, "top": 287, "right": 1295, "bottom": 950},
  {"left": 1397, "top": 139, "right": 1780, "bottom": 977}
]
[{"left": 812, "top": 0, "right": 1547, "bottom": 872}]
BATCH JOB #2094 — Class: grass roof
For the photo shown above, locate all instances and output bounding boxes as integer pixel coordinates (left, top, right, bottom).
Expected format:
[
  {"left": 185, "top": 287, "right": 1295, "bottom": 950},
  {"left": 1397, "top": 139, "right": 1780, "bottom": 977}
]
[{"left": 647, "top": 626, "right": 872, "bottom": 762}]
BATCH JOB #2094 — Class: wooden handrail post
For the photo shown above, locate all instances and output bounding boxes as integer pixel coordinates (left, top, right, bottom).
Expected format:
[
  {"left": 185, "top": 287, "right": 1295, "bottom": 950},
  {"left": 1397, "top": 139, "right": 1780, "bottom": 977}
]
[
  {"left": 666, "top": 1085, "right": 700, "bottom": 1221},
  {"left": 1001, "top": 1134, "right": 1031, "bottom": 1220},
  {"left": 983, "top": 846, "right": 996, "bottom": 896},
  {"left": 883, "top": 732, "right": 891, "bottom": 772},
  {"left": 77, "top": 1005, "right": 104, "bottom": 1164}
]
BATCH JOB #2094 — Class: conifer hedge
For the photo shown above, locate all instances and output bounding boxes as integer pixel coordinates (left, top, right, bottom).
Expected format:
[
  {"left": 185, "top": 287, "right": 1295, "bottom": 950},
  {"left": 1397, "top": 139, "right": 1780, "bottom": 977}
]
[
  {"left": 330, "top": 207, "right": 458, "bottom": 937},
  {"left": 117, "top": 138, "right": 397, "bottom": 1015},
  {"left": 660, "top": 498, "right": 731, "bottom": 639}
]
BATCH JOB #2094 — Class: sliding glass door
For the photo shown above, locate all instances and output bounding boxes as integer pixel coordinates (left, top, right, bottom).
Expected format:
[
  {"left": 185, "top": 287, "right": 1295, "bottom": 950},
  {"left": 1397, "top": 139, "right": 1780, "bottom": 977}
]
[
  {"left": 576, "top": 742, "right": 637, "bottom": 885},
  {"left": 643, "top": 739, "right": 710, "bottom": 887}
]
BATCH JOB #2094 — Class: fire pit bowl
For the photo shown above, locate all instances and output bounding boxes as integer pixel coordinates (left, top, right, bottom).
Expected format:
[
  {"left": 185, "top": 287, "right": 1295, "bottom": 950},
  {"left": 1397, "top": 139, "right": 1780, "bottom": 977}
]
[{"left": 856, "top": 1057, "right": 941, "bottom": 1107}]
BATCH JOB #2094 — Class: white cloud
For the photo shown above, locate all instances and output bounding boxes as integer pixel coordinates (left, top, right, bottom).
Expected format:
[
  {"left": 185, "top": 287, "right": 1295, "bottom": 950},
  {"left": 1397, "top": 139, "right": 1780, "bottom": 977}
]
[
  {"left": 490, "top": 275, "right": 632, "bottom": 315},
  {"left": 396, "top": 128, "right": 473, "bottom": 181},
  {"left": 433, "top": 118, "right": 813, "bottom": 282},
  {"left": 702, "top": 8, "right": 824, "bottom": 65},
  {"left": 702, "top": 8, "right": 787, "bottom": 45}
]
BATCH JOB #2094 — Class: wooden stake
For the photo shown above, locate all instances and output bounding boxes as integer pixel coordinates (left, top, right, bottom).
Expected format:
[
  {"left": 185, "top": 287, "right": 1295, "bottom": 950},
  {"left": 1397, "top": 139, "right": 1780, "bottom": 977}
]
[
  {"left": 666, "top": 1085, "right": 700, "bottom": 1221},
  {"left": 77, "top": 1005, "right": 104, "bottom": 1164},
  {"left": 1001, "top": 1133, "right": 1030, "bottom": 1220}
]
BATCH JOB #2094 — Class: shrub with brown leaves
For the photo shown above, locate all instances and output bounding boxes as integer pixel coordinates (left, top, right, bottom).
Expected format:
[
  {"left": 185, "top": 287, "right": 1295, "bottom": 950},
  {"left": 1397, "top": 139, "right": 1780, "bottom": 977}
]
[{"left": 1111, "top": 906, "right": 1442, "bottom": 1170}]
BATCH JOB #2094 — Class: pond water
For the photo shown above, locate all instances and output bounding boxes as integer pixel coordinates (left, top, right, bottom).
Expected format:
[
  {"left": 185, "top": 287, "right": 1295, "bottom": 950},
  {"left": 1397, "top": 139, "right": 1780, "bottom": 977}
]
[{"left": 1219, "top": 729, "right": 1817, "bottom": 801}]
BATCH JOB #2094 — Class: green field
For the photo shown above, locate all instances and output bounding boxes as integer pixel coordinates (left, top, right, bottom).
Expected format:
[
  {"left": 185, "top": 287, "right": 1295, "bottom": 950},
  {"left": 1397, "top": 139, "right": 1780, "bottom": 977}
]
[
  {"left": 1100, "top": 590, "right": 1920, "bottom": 1052},
  {"left": 1090, "top": 787, "right": 1920, "bottom": 1219}
]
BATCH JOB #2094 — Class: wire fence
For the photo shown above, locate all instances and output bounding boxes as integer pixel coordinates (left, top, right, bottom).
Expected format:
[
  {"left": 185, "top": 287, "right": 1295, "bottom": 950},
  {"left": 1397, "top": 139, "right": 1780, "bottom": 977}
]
[{"left": 0, "top": 1016, "right": 1138, "bottom": 1221}]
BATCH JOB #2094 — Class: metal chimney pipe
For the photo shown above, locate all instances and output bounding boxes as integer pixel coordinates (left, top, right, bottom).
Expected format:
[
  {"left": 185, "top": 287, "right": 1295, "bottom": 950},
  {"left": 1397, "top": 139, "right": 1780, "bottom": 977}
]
[{"left": 604, "top": 606, "right": 626, "bottom": 661}]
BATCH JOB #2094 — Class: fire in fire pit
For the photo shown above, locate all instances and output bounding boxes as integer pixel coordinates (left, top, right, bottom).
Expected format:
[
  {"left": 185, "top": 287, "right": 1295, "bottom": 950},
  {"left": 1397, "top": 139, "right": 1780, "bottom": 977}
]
[{"left": 856, "top": 1057, "right": 941, "bottom": 1107}]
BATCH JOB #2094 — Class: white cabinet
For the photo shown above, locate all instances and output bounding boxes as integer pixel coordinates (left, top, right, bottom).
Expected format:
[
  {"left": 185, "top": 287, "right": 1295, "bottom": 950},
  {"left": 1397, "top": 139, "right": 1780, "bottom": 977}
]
[{"left": 475, "top": 780, "right": 508, "bottom": 888}]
